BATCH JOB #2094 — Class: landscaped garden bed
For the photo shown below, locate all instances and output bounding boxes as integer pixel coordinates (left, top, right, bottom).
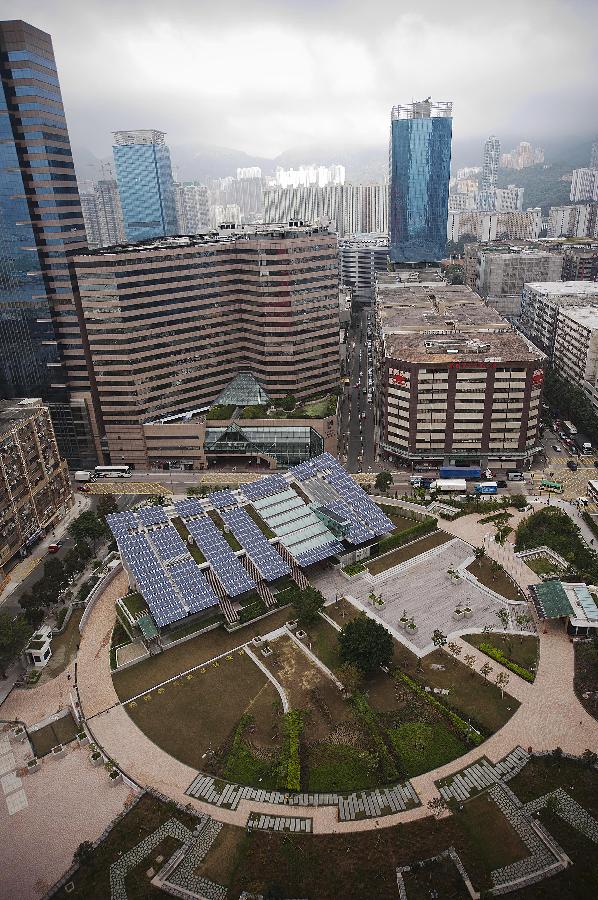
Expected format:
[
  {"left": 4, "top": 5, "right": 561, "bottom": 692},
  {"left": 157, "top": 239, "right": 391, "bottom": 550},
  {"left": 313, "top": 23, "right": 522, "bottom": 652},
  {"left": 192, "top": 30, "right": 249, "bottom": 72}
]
[
  {"left": 574, "top": 639, "right": 598, "bottom": 721},
  {"left": 516, "top": 507, "right": 598, "bottom": 582},
  {"left": 366, "top": 531, "right": 452, "bottom": 575},
  {"left": 30, "top": 711, "right": 79, "bottom": 758},
  {"left": 52, "top": 792, "right": 198, "bottom": 900},
  {"left": 466, "top": 556, "right": 525, "bottom": 602},
  {"left": 463, "top": 632, "right": 538, "bottom": 682}
]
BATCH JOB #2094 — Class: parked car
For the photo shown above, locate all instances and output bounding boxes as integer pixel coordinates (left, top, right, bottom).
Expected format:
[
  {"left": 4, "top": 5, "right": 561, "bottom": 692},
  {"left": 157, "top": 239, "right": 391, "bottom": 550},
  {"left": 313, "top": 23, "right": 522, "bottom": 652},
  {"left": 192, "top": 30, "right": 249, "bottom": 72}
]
[
  {"left": 496, "top": 480, "right": 508, "bottom": 488},
  {"left": 47, "top": 542, "right": 62, "bottom": 554},
  {"left": 567, "top": 460, "right": 578, "bottom": 471},
  {"left": 552, "top": 444, "right": 562, "bottom": 452}
]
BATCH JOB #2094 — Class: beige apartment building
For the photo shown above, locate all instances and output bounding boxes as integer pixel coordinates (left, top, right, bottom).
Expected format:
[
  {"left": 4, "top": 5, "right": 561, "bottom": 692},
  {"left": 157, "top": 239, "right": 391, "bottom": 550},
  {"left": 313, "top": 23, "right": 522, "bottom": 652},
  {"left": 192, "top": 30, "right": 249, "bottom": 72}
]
[
  {"left": 374, "top": 277, "right": 544, "bottom": 466},
  {"left": 464, "top": 244, "right": 564, "bottom": 317},
  {"left": 68, "top": 225, "right": 340, "bottom": 469},
  {"left": 553, "top": 306, "right": 598, "bottom": 413},
  {"left": 0, "top": 400, "right": 73, "bottom": 579}
]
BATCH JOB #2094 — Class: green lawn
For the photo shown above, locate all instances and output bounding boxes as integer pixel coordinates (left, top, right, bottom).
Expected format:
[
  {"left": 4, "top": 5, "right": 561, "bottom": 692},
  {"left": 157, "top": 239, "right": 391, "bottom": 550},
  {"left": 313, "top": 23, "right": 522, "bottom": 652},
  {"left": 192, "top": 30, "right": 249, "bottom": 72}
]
[
  {"left": 389, "top": 722, "right": 467, "bottom": 777},
  {"left": 525, "top": 555, "right": 563, "bottom": 576},
  {"left": 30, "top": 711, "right": 79, "bottom": 757},
  {"left": 121, "top": 592, "right": 147, "bottom": 618}
]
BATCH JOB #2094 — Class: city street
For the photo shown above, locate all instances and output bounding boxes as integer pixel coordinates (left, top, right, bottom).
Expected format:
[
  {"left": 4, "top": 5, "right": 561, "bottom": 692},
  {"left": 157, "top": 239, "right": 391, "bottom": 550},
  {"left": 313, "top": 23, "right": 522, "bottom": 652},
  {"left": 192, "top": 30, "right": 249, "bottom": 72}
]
[{"left": 341, "top": 307, "right": 376, "bottom": 474}]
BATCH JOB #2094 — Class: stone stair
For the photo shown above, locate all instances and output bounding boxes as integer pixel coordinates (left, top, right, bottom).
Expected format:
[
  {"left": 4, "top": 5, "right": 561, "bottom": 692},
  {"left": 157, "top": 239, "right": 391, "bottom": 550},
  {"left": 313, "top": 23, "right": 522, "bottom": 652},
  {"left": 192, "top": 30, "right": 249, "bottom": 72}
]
[{"left": 437, "top": 747, "right": 530, "bottom": 804}]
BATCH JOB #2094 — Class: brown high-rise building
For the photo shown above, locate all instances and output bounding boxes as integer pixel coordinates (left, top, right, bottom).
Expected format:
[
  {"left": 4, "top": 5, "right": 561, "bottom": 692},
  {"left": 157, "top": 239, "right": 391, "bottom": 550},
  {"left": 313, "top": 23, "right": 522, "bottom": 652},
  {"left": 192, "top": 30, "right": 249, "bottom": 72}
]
[{"left": 69, "top": 225, "right": 340, "bottom": 469}]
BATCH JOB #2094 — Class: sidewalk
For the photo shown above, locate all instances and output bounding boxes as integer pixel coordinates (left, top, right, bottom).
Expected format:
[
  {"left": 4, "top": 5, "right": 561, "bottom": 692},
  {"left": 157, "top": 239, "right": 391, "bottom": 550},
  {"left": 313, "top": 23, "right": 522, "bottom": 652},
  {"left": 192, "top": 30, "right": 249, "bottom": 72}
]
[{"left": 0, "top": 494, "right": 91, "bottom": 606}]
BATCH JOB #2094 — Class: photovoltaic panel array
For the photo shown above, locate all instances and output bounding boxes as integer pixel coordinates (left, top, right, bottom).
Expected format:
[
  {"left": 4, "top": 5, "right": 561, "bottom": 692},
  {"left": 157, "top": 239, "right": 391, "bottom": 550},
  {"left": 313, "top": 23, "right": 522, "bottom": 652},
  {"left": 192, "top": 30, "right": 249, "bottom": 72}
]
[
  {"left": 137, "top": 505, "right": 169, "bottom": 527},
  {"left": 208, "top": 489, "right": 238, "bottom": 510},
  {"left": 219, "top": 507, "right": 290, "bottom": 581},
  {"left": 184, "top": 516, "right": 255, "bottom": 597},
  {"left": 174, "top": 497, "right": 206, "bottom": 519},
  {"left": 295, "top": 539, "right": 345, "bottom": 567},
  {"left": 107, "top": 515, "right": 219, "bottom": 627},
  {"left": 290, "top": 453, "right": 394, "bottom": 544},
  {"left": 149, "top": 525, "right": 188, "bottom": 562},
  {"left": 241, "top": 473, "right": 288, "bottom": 503},
  {"left": 169, "top": 559, "right": 220, "bottom": 615}
]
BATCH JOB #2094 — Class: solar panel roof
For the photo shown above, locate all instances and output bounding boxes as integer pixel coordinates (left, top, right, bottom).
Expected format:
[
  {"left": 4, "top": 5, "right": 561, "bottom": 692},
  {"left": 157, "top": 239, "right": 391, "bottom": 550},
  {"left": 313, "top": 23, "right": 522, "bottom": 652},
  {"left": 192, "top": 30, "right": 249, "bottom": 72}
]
[
  {"left": 241, "top": 473, "right": 288, "bottom": 502},
  {"left": 220, "top": 507, "right": 290, "bottom": 581},
  {"left": 137, "top": 505, "right": 169, "bottom": 527},
  {"left": 185, "top": 516, "right": 255, "bottom": 597},
  {"left": 208, "top": 489, "right": 239, "bottom": 510},
  {"left": 174, "top": 497, "right": 206, "bottom": 519}
]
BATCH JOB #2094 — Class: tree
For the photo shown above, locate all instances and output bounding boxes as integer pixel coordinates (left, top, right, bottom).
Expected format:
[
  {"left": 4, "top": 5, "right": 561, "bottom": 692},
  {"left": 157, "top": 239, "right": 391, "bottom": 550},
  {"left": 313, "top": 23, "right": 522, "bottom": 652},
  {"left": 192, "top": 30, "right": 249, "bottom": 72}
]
[
  {"left": 97, "top": 494, "right": 118, "bottom": 519},
  {"left": 463, "top": 653, "right": 476, "bottom": 675},
  {"left": 338, "top": 613, "right": 393, "bottom": 675},
  {"left": 18, "top": 592, "right": 44, "bottom": 627},
  {"left": 495, "top": 671, "right": 510, "bottom": 698},
  {"left": 447, "top": 641, "right": 461, "bottom": 665},
  {"left": 338, "top": 662, "right": 363, "bottom": 695},
  {"left": 290, "top": 586, "right": 325, "bottom": 629},
  {"left": 515, "top": 611, "right": 531, "bottom": 641},
  {"left": 474, "top": 545, "right": 486, "bottom": 560},
  {"left": 374, "top": 471, "right": 392, "bottom": 493},
  {"left": 281, "top": 393, "right": 297, "bottom": 412},
  {"left": 63, "top": 546, "right": 83, "bottom": 579},
  {"left": 0, "top": 613, "right": 31, "bottom": 678},
  {"left": 495, "top": 525, "right": 513, "bottom": 546},
  {"left": 431, "top": 629, "right": 447, "bottom": 651},
  {"left": 68, "top": 511, "right": 105, "bottom": 550},
  {"left": 496, "top": 608, "right": 510, "bottom": 631},
  {"left": 480, "top": 661, "right": 493, "bottom": 682},
  {"left": 73, "top": 840, "right": 94, "bottom": 865}
]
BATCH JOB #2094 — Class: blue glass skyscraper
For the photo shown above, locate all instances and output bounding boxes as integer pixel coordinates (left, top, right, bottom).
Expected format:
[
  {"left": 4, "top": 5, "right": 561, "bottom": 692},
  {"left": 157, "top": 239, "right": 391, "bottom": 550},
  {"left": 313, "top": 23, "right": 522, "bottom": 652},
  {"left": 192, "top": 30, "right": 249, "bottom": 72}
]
[
  {"left": 389, "top": 99, "right": 452, "bottom": 263},
  {"left": 113, "top": 130, "right": 178, "bottom": 242}
]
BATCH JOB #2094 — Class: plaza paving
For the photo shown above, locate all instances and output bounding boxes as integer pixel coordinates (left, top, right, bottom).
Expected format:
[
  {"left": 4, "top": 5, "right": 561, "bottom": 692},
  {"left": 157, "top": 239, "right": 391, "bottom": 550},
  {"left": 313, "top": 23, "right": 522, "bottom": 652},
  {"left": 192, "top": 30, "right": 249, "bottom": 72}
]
[
  {"left": 313, "top": 537, "right": 522, "bottom": 653},
  {"left": 0, "top": 730, "right": 131, "bottom": 900}
]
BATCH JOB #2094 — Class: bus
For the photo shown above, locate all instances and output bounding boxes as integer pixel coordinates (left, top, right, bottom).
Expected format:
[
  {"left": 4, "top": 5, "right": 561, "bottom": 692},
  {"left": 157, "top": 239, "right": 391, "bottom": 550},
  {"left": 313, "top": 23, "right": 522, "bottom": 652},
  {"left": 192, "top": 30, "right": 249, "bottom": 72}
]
[
  {"left": 93, "top": 465, "right": 132, "bottom": 479},
  {"left": 540, "top": 478, "right": 563, "bottom": 494}
]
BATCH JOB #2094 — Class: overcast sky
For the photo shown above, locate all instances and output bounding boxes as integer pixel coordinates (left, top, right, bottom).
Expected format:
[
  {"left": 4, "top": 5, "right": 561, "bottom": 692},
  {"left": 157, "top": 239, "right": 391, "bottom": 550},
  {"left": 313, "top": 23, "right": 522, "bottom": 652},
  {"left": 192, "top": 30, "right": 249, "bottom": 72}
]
[{"left": 4, "top": 0, "right": 597, "bottom": 159}]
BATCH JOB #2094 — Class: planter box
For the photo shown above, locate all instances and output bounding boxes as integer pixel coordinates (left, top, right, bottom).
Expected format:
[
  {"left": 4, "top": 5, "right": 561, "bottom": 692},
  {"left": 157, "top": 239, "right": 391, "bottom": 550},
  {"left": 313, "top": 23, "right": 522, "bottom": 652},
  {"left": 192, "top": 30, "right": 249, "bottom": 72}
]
[
  {"left": 77, "top": 734, "right": 89, "bottom": 747},
  {"left": 108, "top": 770, "right": 122, "bottom": 785},
  {"left": 296, "top": 630, "right": 307, "bottom": 640},
  {"left": 407, "top": 627, "right": 418, "bottom": 635},
  {"left": 452, "top": 611, "right": 464, "bottom": 622},
  {"left": 52, "top": 744, "right": 66, "bottom": 759},
  {"left": 27, "top": 758, "right": 40, "bottom": 773},
  {"left": 12, "top": 728, "right": 26, "bottom": 743},
  {"left": 89, "top": 752, "right": 103, "bottom": 767},
  {"left": 463, "top": 609, "right": 473, "bottom": 619}
]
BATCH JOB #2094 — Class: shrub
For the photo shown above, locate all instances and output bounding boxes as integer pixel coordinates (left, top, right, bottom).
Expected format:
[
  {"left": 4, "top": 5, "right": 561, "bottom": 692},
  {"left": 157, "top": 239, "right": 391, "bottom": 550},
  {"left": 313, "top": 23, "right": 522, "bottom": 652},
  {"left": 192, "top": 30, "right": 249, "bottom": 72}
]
[
  {"left": 343, "top": 562, "right": 365, "bottom": 576},
  {"left": 277, "top": 710, "right": 303, "bottom": 792},
  {"left": 478, "top": 643, "right": 535, "bottom": 682},
  {"left": 224, "top": 715, "right": 272, "bottom": 786}
]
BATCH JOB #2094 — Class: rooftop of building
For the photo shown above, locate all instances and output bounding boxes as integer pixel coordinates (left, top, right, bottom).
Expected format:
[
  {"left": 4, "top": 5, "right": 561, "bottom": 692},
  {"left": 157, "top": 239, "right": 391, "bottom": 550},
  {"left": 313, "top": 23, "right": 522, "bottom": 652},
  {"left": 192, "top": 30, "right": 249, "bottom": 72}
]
[
  {"left": 339, "top": 234, "right": 389, "bottom": 248},
  {"left": 0, "top": 398, "right": 44, "bottom": 434},
  {"left": 556, "top": 305, "right": 598, "bottom": 329},
  {"left": 391, "top": 99, "right": 452, "bottom": 119},
  {"left": 524, "top": 280, "right": 598, "bottom": 296},
  {"left": 375, "top": 279, "right": 542, "bottom": 364},
  {"left": 69, "top": 223, "right": 335, "bottom": 259},
  {"left": 465, "top": 239, "right": 598, "bottom": 255}
]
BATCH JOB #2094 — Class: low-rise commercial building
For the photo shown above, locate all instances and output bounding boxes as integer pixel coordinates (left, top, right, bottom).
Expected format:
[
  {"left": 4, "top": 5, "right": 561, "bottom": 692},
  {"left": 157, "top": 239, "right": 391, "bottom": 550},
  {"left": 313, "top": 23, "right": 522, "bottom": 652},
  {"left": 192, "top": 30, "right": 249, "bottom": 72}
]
[
  {"left": 518, "top": 281, "right": 598, "bottom": 354},
  {"left": 374, "top": 277, "right": 544, "bottom": 467},
  {"left": 0, "top": 399, "right": 73, "bottom": 580},
  {"left": 68, "top": 225, "right": 340, "bottom": 470},
  {"left": 464, "top": 244, "right": 564, "bottom": 317}
]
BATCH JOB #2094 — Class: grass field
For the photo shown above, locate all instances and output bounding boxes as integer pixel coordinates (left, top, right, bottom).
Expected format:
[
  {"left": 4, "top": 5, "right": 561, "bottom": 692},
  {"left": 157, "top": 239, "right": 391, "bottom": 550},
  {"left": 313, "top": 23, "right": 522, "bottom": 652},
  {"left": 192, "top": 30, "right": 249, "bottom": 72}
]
[
  {"left": 112, "top": 607, "right": 291, "bottom": 701},
  {"left": 466, "top": 557, "right": 525, "bottom": 602},
  {"left": 525, "top": 555, "right": 563, "bottom": 576},
  {"left": 123, "top": 651, "right": 279, "bottom": 771},
  {"left": 366, "top": 531, "right": 452, "bottom": 575}
]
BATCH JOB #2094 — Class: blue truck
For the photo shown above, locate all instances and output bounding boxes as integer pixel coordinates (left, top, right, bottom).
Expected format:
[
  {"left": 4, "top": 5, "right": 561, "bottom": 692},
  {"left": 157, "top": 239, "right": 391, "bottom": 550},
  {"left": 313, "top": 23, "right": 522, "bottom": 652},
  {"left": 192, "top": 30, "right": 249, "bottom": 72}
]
[
  {"left": 439, "top": 466, "right": 482, "bottom": 480},
  {"left": 475, "top": 481, "right": 498, "bottom": 495}
]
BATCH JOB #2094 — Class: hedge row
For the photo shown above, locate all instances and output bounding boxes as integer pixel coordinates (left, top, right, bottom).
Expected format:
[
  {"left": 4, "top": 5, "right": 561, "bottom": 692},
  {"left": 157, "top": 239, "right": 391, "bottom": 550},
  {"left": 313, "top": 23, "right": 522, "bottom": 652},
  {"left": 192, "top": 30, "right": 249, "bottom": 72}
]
[
  {"left": 277, "top": 710, "right": 303, "bottom": 792},
  {"left": 478, "top": 642, "right": 535, "bottom": 683},
  {"left": 398, "top": 673, "right": 484, "bottom": 746},
  {"left": 374, "top": 517, "right": 438, "bottom": 556}
]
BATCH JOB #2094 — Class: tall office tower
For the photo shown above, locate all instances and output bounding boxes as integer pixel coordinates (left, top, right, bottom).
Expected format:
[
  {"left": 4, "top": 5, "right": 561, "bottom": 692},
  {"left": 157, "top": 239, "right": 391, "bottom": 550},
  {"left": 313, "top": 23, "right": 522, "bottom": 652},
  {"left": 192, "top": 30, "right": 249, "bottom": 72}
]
[
  {"left": 389, "top": 99, "right": 452, "bottom": 263},
  {"left": 95, "top": 178, "right": 125, "bottom": 245},
  {"left": 0, "top": 20, "right": 97, "bottom": 467},
  {"left": 80, "top": 190, "right": 102, "bottom": 247},
  {"left": 68, "top": 225, "right": 340, "bottom": 469},
  {"left": 113, "top": 130, "right": 177, "bottom": 241},
  {"left": 478, "top": 135, "right": 501, "bottom": 211},
  {"left": 591, "top": 141, "right": 598, "bottom": 171}
]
